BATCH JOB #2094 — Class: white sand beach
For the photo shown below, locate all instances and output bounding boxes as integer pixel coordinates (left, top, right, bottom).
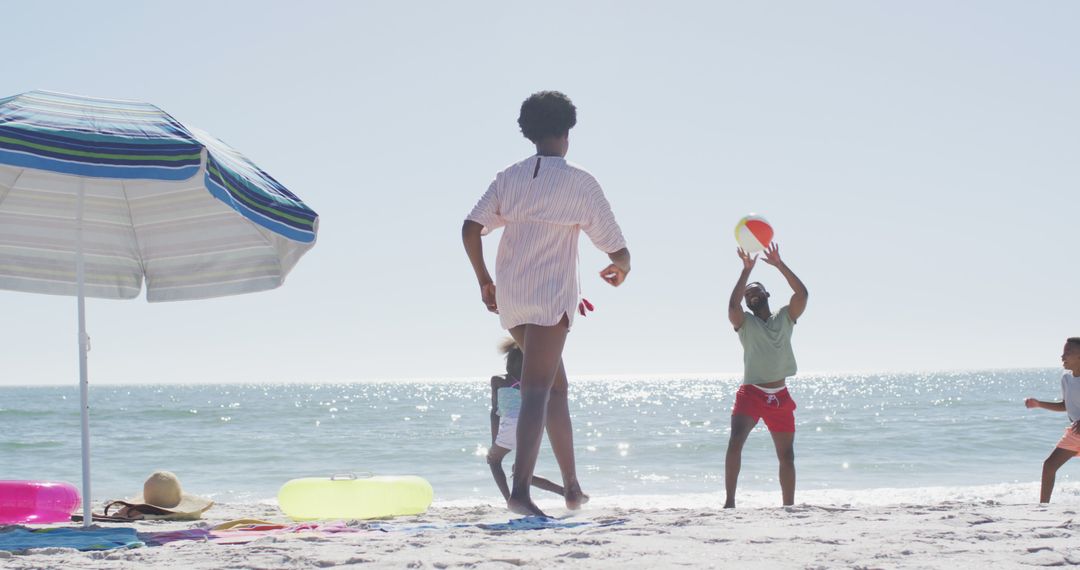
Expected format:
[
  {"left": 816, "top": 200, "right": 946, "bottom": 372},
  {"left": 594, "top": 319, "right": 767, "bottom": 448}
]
[{"left": 4, "top": 498, "right": 1080, "bottom": 569}]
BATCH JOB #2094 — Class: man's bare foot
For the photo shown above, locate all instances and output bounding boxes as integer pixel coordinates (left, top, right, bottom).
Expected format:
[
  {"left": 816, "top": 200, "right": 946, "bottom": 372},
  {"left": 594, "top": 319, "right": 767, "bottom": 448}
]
[
  {"left": 723, "top": 500, "right": 735, "bottom": 509},
  {"left": 564, "top": 482, "right": 589, "bottom": 510},
  {"left": 507, "top": 494, "right": 548, "bottom": 518}
]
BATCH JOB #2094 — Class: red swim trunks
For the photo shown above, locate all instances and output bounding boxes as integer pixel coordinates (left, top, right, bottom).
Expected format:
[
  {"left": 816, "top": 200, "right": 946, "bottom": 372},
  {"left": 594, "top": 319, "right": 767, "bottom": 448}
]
[{"left": 732, "top": 385, "right": 796, "bottom": 432}]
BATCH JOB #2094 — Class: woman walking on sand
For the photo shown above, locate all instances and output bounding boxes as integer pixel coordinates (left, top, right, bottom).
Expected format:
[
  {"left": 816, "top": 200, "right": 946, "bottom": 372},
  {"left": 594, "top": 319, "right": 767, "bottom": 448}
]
[{"left": 462, "top": 91, "right": 631, "bottom": 517}]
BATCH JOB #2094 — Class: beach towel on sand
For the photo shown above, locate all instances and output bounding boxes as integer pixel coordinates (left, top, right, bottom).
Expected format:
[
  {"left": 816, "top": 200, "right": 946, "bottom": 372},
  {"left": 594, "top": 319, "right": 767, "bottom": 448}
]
[
  {"left": 143, "top": 516, "right": 630, "bottom": 547},
  {"left": 136, "top": 516, "right": 631, "bottom": 548},
  {"left": 367, "top": 516, "right": 628, "bottom": 533},
  {"left": 142, "top": 521, "right": 364, "bottom": 546},
  {"left": 479, "top": 516, "right": 630, "bottom": 528},
  {"left": 0, "top": 526, "right": 143, "bottom": 552}
]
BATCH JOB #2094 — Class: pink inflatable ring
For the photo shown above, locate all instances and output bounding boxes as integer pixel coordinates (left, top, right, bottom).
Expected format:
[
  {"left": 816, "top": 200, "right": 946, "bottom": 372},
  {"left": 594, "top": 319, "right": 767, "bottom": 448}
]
[{"left": 0, "top": 481, "right": 81, "bottom": 524}]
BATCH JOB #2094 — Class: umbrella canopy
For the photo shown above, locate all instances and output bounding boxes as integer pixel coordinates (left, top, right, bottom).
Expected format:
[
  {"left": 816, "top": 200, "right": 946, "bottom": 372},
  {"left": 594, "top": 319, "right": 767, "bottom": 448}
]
[
  {"left": 0, "top": 90, "right": 318, "bottom": 301},
  {"left": 0, "top": 90, "right": 319, "bottom": 525}
]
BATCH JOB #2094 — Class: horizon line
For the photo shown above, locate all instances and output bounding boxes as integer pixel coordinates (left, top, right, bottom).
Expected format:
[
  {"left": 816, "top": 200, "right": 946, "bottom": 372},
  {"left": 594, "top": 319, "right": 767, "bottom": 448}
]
[{"left": 0, "top": 366, "right": 1060, "bottom": 389}]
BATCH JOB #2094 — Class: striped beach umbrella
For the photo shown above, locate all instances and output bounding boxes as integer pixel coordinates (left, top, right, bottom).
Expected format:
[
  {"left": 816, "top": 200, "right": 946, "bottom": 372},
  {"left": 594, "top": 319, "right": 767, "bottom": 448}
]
[{"left": 0, "top": 90, "right": 319, "bottom": 525}]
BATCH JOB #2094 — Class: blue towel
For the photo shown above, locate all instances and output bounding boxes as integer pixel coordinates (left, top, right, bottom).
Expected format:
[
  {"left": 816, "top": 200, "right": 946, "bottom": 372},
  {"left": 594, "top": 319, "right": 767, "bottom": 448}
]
[
  {"left": 0, "top": 526, "right": 143, "bottom": 552},
  {"left": 366, "top": 515, "right": 627, "bottom": 533},
  {"left": 476, "top": 516, "right": 628, "bottom": 531}
]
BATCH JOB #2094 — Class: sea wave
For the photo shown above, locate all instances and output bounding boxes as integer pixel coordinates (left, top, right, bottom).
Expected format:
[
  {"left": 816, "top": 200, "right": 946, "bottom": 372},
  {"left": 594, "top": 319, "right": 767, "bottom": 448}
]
[
  {"left": 0, "top": 440, "right": 65, "bottom": 450},
  {"left": 0, "top": 408, "right": 52, "bottom": 417}
]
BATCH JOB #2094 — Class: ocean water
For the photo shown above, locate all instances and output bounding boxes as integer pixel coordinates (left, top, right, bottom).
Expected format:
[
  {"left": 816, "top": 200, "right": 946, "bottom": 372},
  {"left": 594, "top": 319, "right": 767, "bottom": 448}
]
[{"left": 2, "top": 369, "right": 1079, "bottom": 508}]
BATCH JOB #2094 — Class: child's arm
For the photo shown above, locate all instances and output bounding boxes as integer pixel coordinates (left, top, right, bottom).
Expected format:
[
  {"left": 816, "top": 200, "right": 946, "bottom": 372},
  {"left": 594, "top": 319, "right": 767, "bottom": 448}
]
[
  {"left": 1025, "top": 398, "right": 1067, "bottom": 412},
  {"left": 462, "top": 220, "right": 497, "bottom": 313},
  {"left": 762, "top": 243, "right": 808, "bottom": 322},
  {"left": 728, "top": 249, "right": 755, "bottom": 330},
  {"left": 490, "top": 376, "right": 504, "bottom": 444},
  {"left": 1027, "top": 398, "right": 1080, "bottom": 435}
]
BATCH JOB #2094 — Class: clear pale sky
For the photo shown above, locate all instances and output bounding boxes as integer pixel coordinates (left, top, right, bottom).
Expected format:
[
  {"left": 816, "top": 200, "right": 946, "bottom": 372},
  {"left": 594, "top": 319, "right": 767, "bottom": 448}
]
[{"left": 1, "top": 1, "right": 1077, "bottom": 386}]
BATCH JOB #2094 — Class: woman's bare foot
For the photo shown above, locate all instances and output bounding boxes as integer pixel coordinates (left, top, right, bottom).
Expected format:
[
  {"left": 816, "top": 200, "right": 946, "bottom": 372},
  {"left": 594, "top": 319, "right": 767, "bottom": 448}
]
[
  {"left": 508, "top": 493, "right": 548, "bottom": 517},
  {"left": 564, "top": 481, "right": 589, "bottom": 510}
]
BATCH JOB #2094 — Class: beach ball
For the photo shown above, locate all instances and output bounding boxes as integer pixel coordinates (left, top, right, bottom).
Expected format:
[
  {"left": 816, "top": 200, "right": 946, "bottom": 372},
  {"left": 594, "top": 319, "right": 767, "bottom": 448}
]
[{"left": 734, "top": 214, "right": 774, "bottom": 253}]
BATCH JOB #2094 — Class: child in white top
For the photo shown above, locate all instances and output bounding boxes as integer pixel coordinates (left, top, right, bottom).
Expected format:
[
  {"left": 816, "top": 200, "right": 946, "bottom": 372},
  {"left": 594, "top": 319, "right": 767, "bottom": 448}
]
[{"left": 486, "top": 338, "right": 567, "bottom": 502}]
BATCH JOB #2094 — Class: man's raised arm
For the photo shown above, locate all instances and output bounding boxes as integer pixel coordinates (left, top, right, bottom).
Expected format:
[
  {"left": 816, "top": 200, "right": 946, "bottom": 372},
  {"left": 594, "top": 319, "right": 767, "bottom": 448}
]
[
  {"left": 729, "top": 249, "right": 756, "bottom": 330},
  {"left": 762, "top": 243, "right": 808, "bottom": 322}
]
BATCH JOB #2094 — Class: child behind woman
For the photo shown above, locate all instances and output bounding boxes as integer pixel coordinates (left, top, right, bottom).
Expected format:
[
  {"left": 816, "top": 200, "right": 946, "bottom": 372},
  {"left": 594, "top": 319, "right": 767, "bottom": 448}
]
[{"left": 487, "top": 338, "right": 568, "bottom": 502}]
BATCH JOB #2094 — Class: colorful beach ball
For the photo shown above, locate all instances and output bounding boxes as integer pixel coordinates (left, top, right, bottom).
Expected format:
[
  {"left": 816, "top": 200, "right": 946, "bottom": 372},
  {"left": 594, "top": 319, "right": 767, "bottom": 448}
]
[{"left": 734, "top": 214, "right": 774, "bottom": 253}]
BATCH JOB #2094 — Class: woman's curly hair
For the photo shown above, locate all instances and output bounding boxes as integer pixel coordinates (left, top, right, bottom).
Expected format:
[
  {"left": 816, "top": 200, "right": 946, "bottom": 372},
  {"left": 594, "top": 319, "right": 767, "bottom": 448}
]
[{"left": 518, "top": 91, "right": 577, "bottom": 143}]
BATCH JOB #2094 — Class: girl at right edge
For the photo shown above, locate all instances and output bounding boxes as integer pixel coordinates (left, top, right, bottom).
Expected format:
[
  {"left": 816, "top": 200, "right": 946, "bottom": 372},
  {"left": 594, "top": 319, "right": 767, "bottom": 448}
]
[{"left": 1025, "top": 337, "right": 1080, "bottom": 503}]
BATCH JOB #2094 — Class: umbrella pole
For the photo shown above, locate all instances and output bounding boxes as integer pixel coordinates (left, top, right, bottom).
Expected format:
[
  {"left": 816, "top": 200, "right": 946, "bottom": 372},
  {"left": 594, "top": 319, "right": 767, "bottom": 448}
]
[{"left": 76, "top": 179, "right": 91, "bottom": 528}]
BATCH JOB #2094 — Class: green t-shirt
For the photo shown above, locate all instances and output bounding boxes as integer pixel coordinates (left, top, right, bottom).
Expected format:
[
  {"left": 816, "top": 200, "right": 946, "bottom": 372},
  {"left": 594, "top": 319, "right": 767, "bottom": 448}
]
[{"left": 737, "top": 306, "right": 797, "bottom": 384}]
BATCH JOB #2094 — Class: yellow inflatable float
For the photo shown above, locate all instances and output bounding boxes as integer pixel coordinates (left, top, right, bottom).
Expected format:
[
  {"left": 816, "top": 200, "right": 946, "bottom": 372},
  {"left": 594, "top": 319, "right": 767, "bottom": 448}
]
[{"left": 277, "top": 473, "right": 433, "bottom": 521}]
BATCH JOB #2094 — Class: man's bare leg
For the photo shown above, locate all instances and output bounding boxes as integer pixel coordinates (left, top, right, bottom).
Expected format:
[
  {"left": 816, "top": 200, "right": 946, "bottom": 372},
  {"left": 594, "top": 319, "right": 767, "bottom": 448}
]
[
  {"left": 724, "top": 414, "right": 757, "bottom": 508},
  {"left": 770, "top": 430, "right": 796, "bottom": 506}
]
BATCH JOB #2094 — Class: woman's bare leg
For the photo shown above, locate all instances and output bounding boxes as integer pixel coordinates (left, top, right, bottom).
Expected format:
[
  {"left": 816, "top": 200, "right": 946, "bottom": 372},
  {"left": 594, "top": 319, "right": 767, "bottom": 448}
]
[
  {"left": 545, "top": 359, "right": 588, "bottom": 509},
  {"left": 506, "top": 318, "right": 568, "bottom": 516}
]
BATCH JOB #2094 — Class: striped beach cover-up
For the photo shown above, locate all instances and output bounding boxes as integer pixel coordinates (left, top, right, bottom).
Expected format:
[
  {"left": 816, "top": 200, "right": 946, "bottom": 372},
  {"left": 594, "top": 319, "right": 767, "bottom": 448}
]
[{"left": 467, "top": 155, "right": 626, "bottom": 330}]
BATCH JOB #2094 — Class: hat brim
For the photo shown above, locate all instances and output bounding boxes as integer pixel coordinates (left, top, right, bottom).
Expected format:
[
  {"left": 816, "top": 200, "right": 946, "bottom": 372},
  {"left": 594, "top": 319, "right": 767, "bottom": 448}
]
[{"left": 125, "top": 493, "right": 214, "bottom": 520}]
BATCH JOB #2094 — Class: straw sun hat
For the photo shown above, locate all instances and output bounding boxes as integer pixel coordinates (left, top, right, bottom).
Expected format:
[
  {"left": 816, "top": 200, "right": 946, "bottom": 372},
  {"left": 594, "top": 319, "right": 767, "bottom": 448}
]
[{"left": 105, "top": 471, "right": 214, "bottom": 521}]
